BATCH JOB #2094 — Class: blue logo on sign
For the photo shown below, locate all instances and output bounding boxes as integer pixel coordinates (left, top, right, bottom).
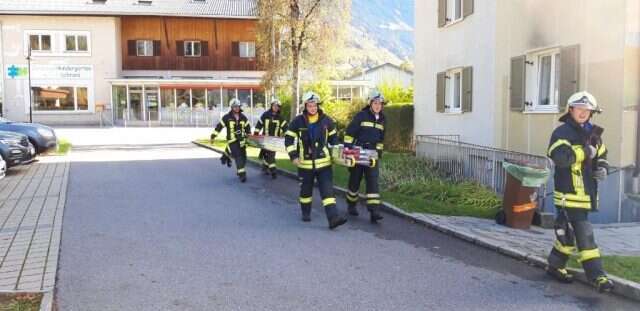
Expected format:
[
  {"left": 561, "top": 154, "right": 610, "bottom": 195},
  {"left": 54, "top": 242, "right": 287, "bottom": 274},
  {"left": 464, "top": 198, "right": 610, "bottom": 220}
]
[{"left": 7, "top": 65, "right": 19, "bottom": 79}]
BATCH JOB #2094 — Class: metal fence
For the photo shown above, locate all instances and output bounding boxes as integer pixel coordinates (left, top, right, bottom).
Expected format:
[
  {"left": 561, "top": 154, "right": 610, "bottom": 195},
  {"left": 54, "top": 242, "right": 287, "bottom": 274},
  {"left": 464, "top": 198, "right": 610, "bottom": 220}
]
[{"left": 415, "top": 135, "right": 554, "bottom": 210}]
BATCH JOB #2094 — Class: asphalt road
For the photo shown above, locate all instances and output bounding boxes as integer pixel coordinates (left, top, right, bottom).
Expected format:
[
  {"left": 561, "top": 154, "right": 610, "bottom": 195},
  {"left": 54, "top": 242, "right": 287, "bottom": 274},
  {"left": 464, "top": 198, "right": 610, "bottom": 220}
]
[{"left": 55, "top": 145, "right": 639, "bottom": 310}]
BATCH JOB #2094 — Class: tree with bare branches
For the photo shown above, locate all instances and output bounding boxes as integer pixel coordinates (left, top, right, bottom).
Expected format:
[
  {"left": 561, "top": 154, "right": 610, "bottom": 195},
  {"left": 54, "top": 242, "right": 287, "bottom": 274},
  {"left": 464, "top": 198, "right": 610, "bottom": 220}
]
[{"left": 257, "top": 0, "right": 350, "bottom": 119}]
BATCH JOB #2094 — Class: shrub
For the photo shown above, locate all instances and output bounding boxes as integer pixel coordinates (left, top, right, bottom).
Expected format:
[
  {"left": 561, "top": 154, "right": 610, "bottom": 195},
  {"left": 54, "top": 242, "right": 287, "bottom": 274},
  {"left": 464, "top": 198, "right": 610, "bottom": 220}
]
[
  {"left": 383, "top": 103, "right": 413, "bottom": 152},
  {"left": 378, "top": 81, "right": 413, "bottom": 104}
]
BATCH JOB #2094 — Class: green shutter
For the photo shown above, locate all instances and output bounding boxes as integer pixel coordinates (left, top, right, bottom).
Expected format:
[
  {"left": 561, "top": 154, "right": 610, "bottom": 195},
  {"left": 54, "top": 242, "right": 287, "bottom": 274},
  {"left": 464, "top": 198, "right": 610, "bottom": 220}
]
[
  {"left": 559, "top": 45, "right": 580, "bottom": 111},
  {"left": 462, "top": 66, "right": 473, "bottom": 113},
  {"left": 436, "top": 71, "right": 446, "bottom": 113},
  {"left": 510, "top": 55, "right": 526, "bottom": 111}
]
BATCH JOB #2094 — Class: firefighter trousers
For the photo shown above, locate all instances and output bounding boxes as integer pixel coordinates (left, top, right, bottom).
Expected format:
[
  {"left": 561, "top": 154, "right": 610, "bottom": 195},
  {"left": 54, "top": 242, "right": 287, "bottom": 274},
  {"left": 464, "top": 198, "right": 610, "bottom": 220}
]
[
  {"left": 261, "top": 150, "right": 277, "bottom": 174},
  {"left": 548, "top": 208, "right": 605, "bottom": 281},
  {"left": 345, "top": 164, "right": 381, "bottom": 212},
  {"left": 298, "top": 167, "right": 339, "bottom": 220},
  {"left": 226, "top": 141, "right": 247, "bottom": 177}
]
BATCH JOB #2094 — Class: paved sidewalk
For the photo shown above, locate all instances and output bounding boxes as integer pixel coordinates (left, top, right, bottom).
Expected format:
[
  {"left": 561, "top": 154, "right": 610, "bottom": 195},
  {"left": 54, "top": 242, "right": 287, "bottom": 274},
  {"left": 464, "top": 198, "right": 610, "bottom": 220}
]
[
  {"left": 409, "top": 214, "right": 640, "bottom": 259},
  {"left": 0, "top": 159, "right": 69, "bottom": 292}
]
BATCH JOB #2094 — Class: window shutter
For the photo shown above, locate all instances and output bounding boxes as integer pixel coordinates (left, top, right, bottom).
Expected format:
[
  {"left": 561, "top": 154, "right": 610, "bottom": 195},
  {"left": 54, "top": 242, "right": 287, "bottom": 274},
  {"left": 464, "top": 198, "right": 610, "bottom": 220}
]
[
  {"left": 436, "top": 71, "right": 446, "bottom": 113},
  {"left": 438, "top": 0, "right": 447, "bottom": 27},
  {"left": 153, "top": 40, "right": 161, "bottom": 56},
  {"left": 231, "top": 41, "right": 240, "bottom": 57},
  {"left": 462, "top": 66, "right": 473, "bottom": 113},
  {"left": 559, "top": 45, "right": 580, "bottom": 111},
  {"left": 463, "top": 0, "right": 474, "bottom": 18},
  {"left": 176, "top": 40, "right": 184, "bottom": 56},
  {"left": 201, "top": 41, "right": 209, "bottom": 56},
  {"left": 510, "top": 55, "right": 526, "bottom": 111},
  {"left": 127, "top": 40, "right": 136, "bottom": 56}
]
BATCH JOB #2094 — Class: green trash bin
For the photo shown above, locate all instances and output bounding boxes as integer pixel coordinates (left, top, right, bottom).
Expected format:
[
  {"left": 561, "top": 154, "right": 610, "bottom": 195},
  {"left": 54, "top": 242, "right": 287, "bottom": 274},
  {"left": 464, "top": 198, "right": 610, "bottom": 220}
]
[{"left": 499, "top": 161, "right": 550, "bottom": 229}]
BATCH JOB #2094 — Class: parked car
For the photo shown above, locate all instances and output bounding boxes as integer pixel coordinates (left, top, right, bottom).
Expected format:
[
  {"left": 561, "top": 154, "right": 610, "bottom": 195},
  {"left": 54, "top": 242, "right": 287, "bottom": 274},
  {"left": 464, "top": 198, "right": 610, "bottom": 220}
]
[
  {"left": 0, "top": 155, "right": 6, "bottom": 179},
  {"left": 0, "top": 131, "right": 36, "bottom": 168},
  {"left": 0, "top": 117, "right": 57, "bottom": 154}
]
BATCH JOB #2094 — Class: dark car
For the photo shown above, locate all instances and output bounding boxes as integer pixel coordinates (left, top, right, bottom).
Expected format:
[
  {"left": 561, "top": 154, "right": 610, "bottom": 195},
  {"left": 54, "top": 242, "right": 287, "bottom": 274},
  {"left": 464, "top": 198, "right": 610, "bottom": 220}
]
[
  {"left": 0, "top": 131, "right": 36, "bottom": 168},
  {"left": 0, "top": 117, "right": 57, "bottom": 154}
]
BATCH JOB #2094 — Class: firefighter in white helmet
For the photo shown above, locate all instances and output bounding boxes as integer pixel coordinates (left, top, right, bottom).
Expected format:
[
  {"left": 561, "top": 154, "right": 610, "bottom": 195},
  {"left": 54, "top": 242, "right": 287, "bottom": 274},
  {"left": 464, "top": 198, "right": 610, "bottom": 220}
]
[
  {"left": 545, "top": 91, "right": 613, "bottom": 293},
  {"left": 211, "top": 98, "right": 251, "bottom": 183},
  {"left": 284, "top": 92, "right": 347, "bottom": 229},
  {"left": 254, "top": 98, "right": 288, "bottom": 179}
]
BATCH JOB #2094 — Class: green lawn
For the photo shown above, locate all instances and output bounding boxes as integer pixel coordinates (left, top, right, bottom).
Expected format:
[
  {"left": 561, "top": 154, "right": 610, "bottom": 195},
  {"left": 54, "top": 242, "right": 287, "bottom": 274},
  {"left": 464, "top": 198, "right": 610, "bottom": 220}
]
[
  {"left": 45, "top": 138, "right": 71, "bottom": 156},
  {"left": 195, "top": 139, "right": 500, "bottom": 219},
  {"left": 0, "top": 293, "right": 42, "bottom": 311},
  {"left": 568, "top": 255, "right": 640, "bottom": 284}
]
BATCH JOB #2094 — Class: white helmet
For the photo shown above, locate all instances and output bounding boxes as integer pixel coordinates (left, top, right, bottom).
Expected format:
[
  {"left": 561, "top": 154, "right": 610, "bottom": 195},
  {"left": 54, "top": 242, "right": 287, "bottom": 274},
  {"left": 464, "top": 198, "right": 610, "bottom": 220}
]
[
  {"left": 270, "top": 98, "right": 281, "bottom": 107},
  {"left": 302, "top": 91, "right": 320, "bottom": 105},
  {"left": 567, "top": 91, "right": 601, "bottom": 113},
  {"left": 229, "top": 98, "right": 242, "bottom": 108},
  {"left": 368, "top": 90, "right": 385, "bottom": 104}
]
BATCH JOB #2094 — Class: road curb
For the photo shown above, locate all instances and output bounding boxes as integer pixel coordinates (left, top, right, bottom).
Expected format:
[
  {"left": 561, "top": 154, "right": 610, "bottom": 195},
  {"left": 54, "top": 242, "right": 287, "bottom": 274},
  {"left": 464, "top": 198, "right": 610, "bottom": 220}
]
[
  {"left": 193, "top": 141, "right": 640, "bottom": 302},
  {"left": 39, "top": 290, "right": 54, "bottom": 311}
]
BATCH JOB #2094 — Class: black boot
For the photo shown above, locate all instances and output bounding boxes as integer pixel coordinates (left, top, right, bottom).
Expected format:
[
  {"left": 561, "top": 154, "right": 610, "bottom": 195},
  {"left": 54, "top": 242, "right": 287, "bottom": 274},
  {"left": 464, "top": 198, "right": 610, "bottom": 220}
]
[
  {"left": 369, "top": 207, "right": 383, "bottom": 223},
  {"left": 594, "top": 276, "right": 614, "bottom": 293},
  {"left": 325, "top": 206, "right": 347, "bottom": 230},
  {"left": 220, "top": 155, "right": 229, "bottom": 166},
  {"left": 347, "top": 203, "right": 359, "bottom": 216},
  {"left": 546, "top": 266, "right": 574, "bottom": 283},
  {"left": 239, "top": 172, "right": 247, "bottom": 183},
  {"left": 271, "top": 169, "right": 277, "bottom": 179},
  {"left": 301, "top": 205, "right": 311, "bottom": 222}
]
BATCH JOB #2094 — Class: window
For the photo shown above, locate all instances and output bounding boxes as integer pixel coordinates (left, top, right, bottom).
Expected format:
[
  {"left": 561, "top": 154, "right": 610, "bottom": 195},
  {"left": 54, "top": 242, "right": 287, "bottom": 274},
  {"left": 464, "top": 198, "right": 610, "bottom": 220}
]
[
  {"left": 239, "top": 42, "right": 256, "bottom": 58},
  {"left": 136, "top": 40, "right": 154, "bottom": 56},
  {"left": 525, "top": 49, "right": 560, "bottom": 112},
  {"left": 447, "top": 0, "right": 463, "bottom": 23},
  {"left": 445, "top": 68, "right": 463, "bottom": 112},
  {"left": 65, "top": 34, "right": 88, "bottom": 52},
  {"left": 437, "top": 66, "right": 472, "bottom": 114},
  {"left": 32, "top": 86, "right": 88, "bottom": 111},
  {"left": 29, "top": 34, "right": 51, "bottom": 52},
  {"left": 438, "top": 0, "right": 473, "bottom": 27},
  {"left": 184, "top": 41, "right": 202, "bottom": 57}
]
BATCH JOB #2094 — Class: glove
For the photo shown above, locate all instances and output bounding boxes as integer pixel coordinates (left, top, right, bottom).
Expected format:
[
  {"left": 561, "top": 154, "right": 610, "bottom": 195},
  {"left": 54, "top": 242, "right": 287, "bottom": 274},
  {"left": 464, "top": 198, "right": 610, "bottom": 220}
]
[
  {"left": 593, "top": 166, "right": 607, "bottom": 181},
  {"left": 585, "top": 145, "right": 597, "bottom": 160},
  {"left": 210, "top": 133, "right": 216, "bottom": 143}
]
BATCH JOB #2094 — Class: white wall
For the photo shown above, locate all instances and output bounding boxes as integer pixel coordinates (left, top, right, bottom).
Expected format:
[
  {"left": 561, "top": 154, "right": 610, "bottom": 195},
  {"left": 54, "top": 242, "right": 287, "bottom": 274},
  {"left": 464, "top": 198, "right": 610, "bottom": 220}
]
[
  {"left": 496, "top": 0, "right": 631, "bottom": 167},
  {"left": 414, "top": 0, "right": 498, "bottom": 146},
  {"left": 351, "top": 65, "right": 413, "bottom": 89},
  {"left": 0, "top": 15, "right": 119, "bottom": 125}
]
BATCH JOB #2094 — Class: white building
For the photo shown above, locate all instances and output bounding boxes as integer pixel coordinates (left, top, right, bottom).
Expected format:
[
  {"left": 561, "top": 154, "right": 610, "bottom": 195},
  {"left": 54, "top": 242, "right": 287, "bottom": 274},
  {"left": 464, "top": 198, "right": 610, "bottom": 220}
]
[
  {"left": 349, "top": 63, "right": 413, "bottom": 89},
  {"left": 415, "top": 0, "right": 640, "bottom": 223}
]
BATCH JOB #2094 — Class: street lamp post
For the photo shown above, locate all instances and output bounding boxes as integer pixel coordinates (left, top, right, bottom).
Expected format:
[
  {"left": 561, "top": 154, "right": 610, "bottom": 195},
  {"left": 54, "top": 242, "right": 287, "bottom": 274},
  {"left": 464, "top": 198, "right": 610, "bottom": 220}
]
[{"left": 26, "top": 43, "right": 33, "bottom": 123}]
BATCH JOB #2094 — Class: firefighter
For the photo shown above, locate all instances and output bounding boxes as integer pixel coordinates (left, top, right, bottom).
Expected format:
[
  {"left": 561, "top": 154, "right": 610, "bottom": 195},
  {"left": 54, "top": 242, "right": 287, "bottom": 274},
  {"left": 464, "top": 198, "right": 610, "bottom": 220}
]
[
  {"left": 210, "top": 98, "right": 251, "bottom": 183},
  {"left": 343, "top": 90, "right": 386, "bottom": 223},
  {"left": 545, "top": 91, "right": 614, "bottom": 293},
  {"left": 254, "top": 98, "right": 288, "bottom": 179},
  {"left": 284, "top": 92, "right": 347, "bottom": 229}
]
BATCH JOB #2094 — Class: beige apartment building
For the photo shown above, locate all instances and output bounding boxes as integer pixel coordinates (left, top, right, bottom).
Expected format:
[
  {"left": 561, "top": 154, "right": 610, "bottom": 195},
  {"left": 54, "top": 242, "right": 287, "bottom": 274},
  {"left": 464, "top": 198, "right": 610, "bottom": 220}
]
[{"left": 415, "top": 0, "right": 640, "bottom": 223}]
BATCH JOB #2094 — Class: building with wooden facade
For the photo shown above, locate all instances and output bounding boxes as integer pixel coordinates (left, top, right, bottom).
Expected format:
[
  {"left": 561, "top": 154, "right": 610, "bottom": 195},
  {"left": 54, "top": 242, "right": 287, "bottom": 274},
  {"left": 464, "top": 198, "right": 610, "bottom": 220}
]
[{"left": 0, "top": 0, "right": 264, "bottom": 126}]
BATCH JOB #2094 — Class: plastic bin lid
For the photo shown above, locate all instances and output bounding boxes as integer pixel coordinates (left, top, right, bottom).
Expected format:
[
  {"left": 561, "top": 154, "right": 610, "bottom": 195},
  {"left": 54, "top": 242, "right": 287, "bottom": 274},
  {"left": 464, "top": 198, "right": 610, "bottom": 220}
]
[{"left": 503, "top": 161, "right": 550, "bottom": 187}]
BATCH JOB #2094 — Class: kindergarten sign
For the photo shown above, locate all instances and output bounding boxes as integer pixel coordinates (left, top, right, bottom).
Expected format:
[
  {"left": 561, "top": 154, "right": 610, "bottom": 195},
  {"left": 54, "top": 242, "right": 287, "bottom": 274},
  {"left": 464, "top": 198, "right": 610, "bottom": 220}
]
[{"left": 5, "top": 64, "right": 93, "bottom": 80}]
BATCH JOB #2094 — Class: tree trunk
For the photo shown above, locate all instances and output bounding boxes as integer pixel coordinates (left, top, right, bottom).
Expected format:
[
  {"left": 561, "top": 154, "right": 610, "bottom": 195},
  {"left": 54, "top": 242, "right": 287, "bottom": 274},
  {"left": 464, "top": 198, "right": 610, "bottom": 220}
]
[{"left": 291, "top": 50, "right": 300, "bottom": 120}]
